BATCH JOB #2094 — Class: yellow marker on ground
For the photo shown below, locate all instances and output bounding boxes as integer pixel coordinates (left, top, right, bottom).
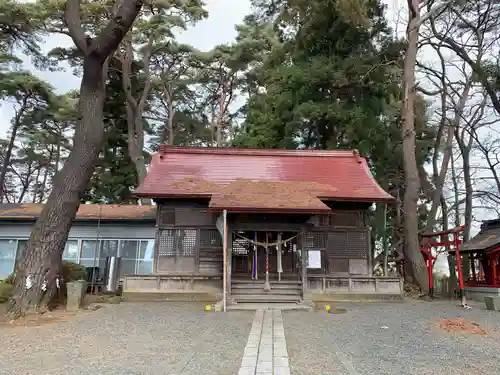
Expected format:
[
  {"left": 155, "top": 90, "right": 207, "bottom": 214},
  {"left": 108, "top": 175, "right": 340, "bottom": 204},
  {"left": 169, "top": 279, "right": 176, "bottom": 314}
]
[
  {"left": 325, "top": 305, "right": 331, "bottom": 312},
  {"left": 205, "top": 305, "right": 212, "bottom": 311}
]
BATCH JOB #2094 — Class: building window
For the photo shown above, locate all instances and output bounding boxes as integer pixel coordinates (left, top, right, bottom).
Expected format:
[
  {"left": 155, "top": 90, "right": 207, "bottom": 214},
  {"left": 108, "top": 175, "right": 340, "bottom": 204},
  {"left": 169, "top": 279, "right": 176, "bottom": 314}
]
[
  {"left": 0, "top": 239, "right": 17, "bottom": 278},
  {"left": 118, "top": 239, "right": 154, "bottom": 276},
  {"left": 120, "top": 240, "right": 139, "bottom": 276},
  {"left": 98, "top": 240, "right": 119, "bottom": 271},
  {"left": 80, "top": 240, "right": 99, "bottom": 267},
  {"left": 138, "top": 240, "right": 154, "bottom": 274},
  {"left": 63, "top": 240, "right": 79, "bottom": 261},
  {"left": 0, "top": 237, "right": 155, "bottom": 279}
]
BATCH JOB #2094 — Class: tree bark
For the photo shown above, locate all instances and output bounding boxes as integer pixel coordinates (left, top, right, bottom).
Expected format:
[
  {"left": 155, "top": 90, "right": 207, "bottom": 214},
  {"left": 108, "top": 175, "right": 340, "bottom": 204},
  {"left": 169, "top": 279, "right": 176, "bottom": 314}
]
[
  {"left": 426, "top": 81, "right": 472, "bottom": 231},
  {"left": 119, "top": 38, "right": 153, "bottom": 204},
  {"left": 8, "top": 0, "right": 143, "bottom": 318},
  {"left": 0, "top": 97, "right": 29, "bottom": 202},
  {"left": 32, "top": 167, "right": 41, "bottom": 203},
  {"left": 401, "top": 0, "right": 428, "bottom": 292}
]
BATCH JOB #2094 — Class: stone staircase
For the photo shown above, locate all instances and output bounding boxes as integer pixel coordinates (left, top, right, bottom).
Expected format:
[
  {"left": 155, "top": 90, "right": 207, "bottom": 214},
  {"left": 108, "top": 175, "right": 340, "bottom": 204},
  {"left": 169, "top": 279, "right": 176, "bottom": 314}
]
[{"left": 230, "top": 279, "right": 303, "bottom": 304}]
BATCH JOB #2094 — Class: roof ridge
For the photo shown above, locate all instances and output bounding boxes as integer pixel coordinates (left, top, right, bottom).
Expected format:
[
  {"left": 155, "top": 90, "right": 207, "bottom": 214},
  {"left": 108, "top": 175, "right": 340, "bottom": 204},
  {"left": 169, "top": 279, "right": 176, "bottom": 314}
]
[{"left": 157, "top": 145, "right": 361, "bottom": 159}]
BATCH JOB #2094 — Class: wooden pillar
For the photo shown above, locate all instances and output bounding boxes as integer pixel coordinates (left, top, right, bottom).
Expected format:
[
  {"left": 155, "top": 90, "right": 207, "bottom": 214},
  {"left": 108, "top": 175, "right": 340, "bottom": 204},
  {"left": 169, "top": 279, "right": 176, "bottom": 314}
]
[
  {"left": 492, "top": 254, "right": 498, "bottom": 287},
  {"left": 227, "top": 224, "right": 233, "bottom": 302},
  {"left": 301, "top": 229, "right": 309, "bottom": 302},
  {"left": 470, "top": 253, "right": 476, "bottom": 282},
  {"left": 367, "top": 227, "right": 373, "bottom": 276},
  {"left": 153, "top": 225, "right": 161, "bottom": 274},
  {"left": 222, "top": 209, "right": 228, "bottom": 312}
]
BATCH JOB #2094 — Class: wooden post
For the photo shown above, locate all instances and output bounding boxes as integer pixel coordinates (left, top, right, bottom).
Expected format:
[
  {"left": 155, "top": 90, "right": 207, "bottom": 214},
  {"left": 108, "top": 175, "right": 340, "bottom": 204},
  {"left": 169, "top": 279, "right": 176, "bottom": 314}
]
[
  {"left": 492, "top": 254, "right": 498, "bottom": 287},
  {"left": 222, "top": 209, "right": 228, "bottom": 312},
  {"left": 227, "top": 224, "right": 232, "bottom": 302},
  {"left": 253, "top": 231, "right": 258, "bottom": 280},
  {"left": 453, "top": 231, "right": 466, "bottom": 305},
  {"left": 367, "top": 228, "right": 373, "bottom": 276},
  {"left": 277, "top": 232, "right": 282, "bottom": 282},
  {"left": 301, "top": 230, "right": 308, "bottom": 300},
  {"left": 471, "top": 253, "right": 476, "bottom": 282},
  {"left": 264, "top": 231, "right": 271, "bottom": 291}
]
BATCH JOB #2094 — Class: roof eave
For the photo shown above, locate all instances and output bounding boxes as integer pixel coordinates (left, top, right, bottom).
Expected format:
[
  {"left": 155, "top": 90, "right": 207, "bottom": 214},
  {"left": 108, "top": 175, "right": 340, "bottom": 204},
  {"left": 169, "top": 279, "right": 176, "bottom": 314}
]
[
  {"left": 135, "top": 193, "right": 394, "bottom": 203},
  {"left": 0, "top": 217, "right": 156, "bottom": 223},
  {"left": 134, "top": 192, "right": 213, "bottom": 199},
  {"left": 207, "top": 207, "right": 331, "bottom": 214},
  {"left": 320, "top": 196, "right": 395, "bottom": 203}
]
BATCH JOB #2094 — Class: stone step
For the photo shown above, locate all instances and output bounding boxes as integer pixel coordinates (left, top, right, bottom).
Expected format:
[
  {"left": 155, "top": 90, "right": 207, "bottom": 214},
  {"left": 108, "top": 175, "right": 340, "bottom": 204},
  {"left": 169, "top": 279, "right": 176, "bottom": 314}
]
[
  {"left": 232, "top": 279, "right": 301, "bottom": 285},
  {"left": 228, "top": 303, "right": 312, "bottom": 311},
  {"left": 232, "top": 294, "right": 302, "bottom": 303},
  {"left": 232, "top": 287, "right": 301, "bottom": 295},
  {"left": 231, "top": 284, "right": 302, "bottom": 292}
]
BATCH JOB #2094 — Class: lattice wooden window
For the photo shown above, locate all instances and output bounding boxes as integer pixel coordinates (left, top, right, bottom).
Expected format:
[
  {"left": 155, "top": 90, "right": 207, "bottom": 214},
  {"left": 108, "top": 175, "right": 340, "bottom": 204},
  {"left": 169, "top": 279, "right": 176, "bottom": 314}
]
[
  {"left": 158, "top": 230, "right": 176, "bottom": 256},
  {"left": 326, "top": 232, "right": 347, "bottom": 258},
  {"left": 305, "top": 232, "right": 325, "bottom": 249},
  {"left": 200, "top": 229, "right": 222, "bottom": 248},
  {"left": 158, "top": 229, "right": 197, "bottom": 257},
  {"left": 178, "top": 229, "right": 197, "bottom": 256},
  {"left": 346, "top": 231, "right": 368, "bottom": 258}
]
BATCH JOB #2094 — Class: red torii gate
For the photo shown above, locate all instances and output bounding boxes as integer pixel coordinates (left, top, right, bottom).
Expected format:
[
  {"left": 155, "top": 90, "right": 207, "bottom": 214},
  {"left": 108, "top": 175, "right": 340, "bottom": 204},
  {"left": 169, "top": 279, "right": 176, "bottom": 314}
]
[{"left": 419, "top": 225, "right": 467, "bottom": 306}]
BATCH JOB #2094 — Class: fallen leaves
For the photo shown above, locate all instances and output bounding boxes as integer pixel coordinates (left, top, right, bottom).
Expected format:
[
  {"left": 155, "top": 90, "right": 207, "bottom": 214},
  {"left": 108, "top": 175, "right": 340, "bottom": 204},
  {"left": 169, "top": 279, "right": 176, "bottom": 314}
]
[{"left": 438, "top": 318, "right": 487, "bottom": 335}]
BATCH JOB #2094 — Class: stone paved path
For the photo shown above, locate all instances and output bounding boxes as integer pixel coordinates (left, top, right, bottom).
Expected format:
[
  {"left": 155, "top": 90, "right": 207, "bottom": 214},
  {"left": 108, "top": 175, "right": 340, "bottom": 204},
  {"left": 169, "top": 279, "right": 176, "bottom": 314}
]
[{"left": 238, "top": 309, "right": 290, "bottom": 375}]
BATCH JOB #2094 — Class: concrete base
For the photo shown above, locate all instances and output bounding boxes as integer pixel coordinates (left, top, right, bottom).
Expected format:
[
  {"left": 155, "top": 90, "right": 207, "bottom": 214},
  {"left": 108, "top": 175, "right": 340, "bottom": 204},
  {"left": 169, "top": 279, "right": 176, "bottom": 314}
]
[
  {"left": 312, "top": 292, "right": 403, "bottom": 303},
  {"left": 66, "top": 280, "right": 87, "bottom": 311},
  {"left": 465, "top": 286, "right": 500, "bottom": 302},
  {"left": 484, "top": 296, "right": 500, "bottom": 311},
  {"left": 122, "top": 290, "right": 220, "bottom": 303}
]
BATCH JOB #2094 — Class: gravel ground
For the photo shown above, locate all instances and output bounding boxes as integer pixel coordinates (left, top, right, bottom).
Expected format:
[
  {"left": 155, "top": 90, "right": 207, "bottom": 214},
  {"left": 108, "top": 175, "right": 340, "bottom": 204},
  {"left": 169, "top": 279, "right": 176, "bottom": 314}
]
[
  {"left": 283, "top": 299, "right": 500, "bottom": 375},
  {"left": 0, "top": 302, "right": 254, "bottom": 375}
]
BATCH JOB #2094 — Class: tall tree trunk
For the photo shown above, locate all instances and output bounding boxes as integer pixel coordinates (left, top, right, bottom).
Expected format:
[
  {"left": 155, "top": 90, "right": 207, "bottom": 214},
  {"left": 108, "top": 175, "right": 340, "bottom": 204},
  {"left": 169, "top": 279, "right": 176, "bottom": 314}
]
[
  {"left": 32, "top": 167, "right": 41, "bottom": 203},
  {"left": 164, "top": 87, "right": 175, "bottom": 145},
  {"left": 382, "top": 203, "right": 389, "bottom": 276},
  {"left": 8, "top": 0, "right": 143, "bottom": 317},
  {"left": 426, "top": 81, "right": 471, "bottom": 231},
  {"left": 17, "top": 162, "right": 33, "bottom": 203},
  {"left": 8, "top": 56, "right": 109, "bottom": 316},
  {"left": 0, "top": 99, "right": 28, "bottom": 202},
  {"left": 401, "top": 0, "right": 428, "bottom": 291},
  {"left": 119, "top": 37, "right": 153, "bottom": 204},
  {"left": 440, "top": 194, "right": 456, "bottom": 298},
  {"left": 39, "top": 147, "right": 54, "bottom": 203}
]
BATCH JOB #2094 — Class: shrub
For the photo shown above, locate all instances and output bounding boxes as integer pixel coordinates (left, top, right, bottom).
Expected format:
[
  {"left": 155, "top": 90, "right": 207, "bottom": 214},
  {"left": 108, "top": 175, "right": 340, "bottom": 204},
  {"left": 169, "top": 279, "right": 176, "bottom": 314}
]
[
  {"left": 0, "top": 280, "right": 14, "bottom": 303},
  {"left": 61, "top": 261, "right": 86, "bottom": 282}
]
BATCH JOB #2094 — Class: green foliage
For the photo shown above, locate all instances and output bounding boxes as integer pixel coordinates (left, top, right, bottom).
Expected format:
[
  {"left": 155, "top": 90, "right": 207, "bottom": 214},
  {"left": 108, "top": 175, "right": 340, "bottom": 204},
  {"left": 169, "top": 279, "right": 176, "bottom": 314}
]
[
  {"left": 0, "top": 279, "right": 14, "bottom": 303},
  {"left": 61, "top": 261, "right": 86, "bottom": 282},
  {"left": 233, "top": 0, "right": 437, "bottom": 257}
]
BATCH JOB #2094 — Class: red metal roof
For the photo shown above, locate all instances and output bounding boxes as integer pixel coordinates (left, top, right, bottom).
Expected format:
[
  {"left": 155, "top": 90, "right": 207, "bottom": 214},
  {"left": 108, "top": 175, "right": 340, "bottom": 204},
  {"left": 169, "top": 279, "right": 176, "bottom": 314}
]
[
  {"left": 135, "top": 146, "right": 393, "bottom": 210},
  {"left": 209, "top": 180, "right": 332, "bottom": 213},
  {"left": 0, "top": 203, "right": 156, "bottom": 221}
]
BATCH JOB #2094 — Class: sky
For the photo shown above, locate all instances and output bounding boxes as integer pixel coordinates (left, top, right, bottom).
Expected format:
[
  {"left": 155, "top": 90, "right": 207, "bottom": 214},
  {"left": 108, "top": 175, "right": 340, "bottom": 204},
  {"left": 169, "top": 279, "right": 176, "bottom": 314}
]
[{"left": 0, "top": 0, "right": 254, "bottom": 137}]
